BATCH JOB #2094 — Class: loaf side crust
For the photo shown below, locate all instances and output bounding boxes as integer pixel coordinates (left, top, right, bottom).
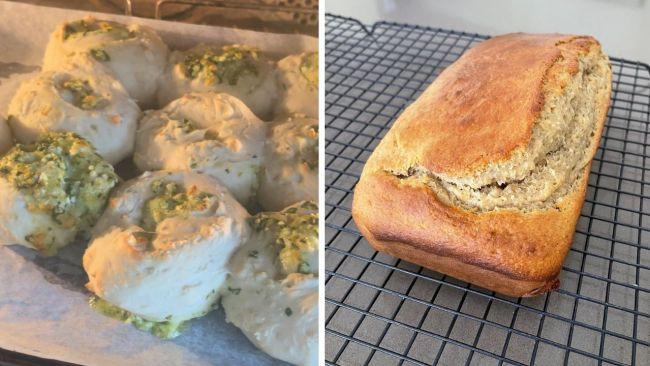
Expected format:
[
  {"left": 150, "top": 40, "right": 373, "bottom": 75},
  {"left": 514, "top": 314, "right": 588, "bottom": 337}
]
[
  {"left": 356, "top": 223, "right": 561, "bottom": 297},
  {"left": 354, "top": 162, "right": 593, "bottom": 296}
]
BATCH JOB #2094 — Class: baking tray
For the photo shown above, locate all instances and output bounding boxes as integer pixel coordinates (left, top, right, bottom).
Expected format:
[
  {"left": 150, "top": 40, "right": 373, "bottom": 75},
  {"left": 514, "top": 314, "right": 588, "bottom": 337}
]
[
  {"left": 324, "top": 14, "right": 650, "bottom": 366},
  {"left": 0, "top": 2, "right": 315, "bottom": 365}
]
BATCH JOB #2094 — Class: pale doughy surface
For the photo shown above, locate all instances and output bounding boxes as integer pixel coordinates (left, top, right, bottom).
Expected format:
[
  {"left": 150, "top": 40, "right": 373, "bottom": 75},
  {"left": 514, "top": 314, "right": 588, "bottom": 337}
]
[
  {"left": 223, "top": 202, "right": 318, "bottom": 366},
  {"left": 0, "top": 178, "right": 74, "bottom": 253},
  {"left": 134, "top": 92, "right": 266, "bottom": 206},
  {"left": 276, "top": 53, "right": 318, "bottom": 118},
  {"left": 7, "top": 57, "right": 141, "bottom": 165},
  {"left": 157, "top": 44, "right": 279, "bottom": 120},
  {"left": 0, "top": 3, "right": 317, "bottom": 365},
  {"left": 84, "top": 171, "right": 249, "bottom": 324},
  {"left": 222, "top": 274, "right": 318, "bottom": 366},
  {"left": 258, "top": 115, "right": 318, "bottom": 211},
  {"left": 43, "top": 17, "right": 168, "bottom": 108}
]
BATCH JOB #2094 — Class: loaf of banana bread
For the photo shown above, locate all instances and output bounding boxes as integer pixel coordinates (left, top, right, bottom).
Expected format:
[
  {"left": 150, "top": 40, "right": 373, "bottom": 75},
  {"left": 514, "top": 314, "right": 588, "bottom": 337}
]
[{"left": 352, "top": 33, "right": 612, "bottom": 297}]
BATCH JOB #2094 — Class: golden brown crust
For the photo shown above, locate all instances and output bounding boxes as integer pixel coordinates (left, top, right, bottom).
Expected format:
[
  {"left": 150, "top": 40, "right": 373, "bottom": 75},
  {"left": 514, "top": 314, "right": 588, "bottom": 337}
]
[
  {"left": 356, "top": 221, "right": 561, "bottom": 297},
  {"left": 353, "top": 162, "right": 588, "bottom": 276},
  {"left": 385, "top": 33, "right": 599, "bottom": 176},
  {"left": 351, "top": 33, "right": 612, "bottom": 297}
]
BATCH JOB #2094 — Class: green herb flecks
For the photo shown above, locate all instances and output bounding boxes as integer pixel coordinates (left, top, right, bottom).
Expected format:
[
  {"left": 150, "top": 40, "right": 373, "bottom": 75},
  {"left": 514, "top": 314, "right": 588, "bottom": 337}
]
[
  {"left": 251, "top": 201, "right": 318, "bottom": 276},
  {"left": 62, "top": 19, "right": 133, "bottom": 41},
  {"left": 25, "top": 231, "right": 57, "bottom": 256},
  {"left": 0, "top": 132, "right": 118, "bottom": 254},
  {"left": 58, "top": 79, "right": 109, "bottom": 110},
  {"left": 178, "top": 118, "right": 197, "bottom": 133},
  {"left": 299, "top": 52, "right": 318, "bottom": 90},
  {"left": 203, "top": 129, "right": 220, "bottom": 141},
  {"left": 298, "top": 261, "right": 311, "bottom": 274},
  {"left": 89, "top": 296, "right": 186, "bottom": 339},
  {"left": 182, "top": 45, "right": 260, "bottom": 86},
  {"left": 285, "top": 307, "right": 293, "bottom": 316},
  {"left": 141, "top": 180, "right": 214, "bottom": 231},
  {"left": 89, "top": 48, "right": 110, "bottom": 62},
  {"left": 300, "top": 123, "right": 318, "bottom": 170}
]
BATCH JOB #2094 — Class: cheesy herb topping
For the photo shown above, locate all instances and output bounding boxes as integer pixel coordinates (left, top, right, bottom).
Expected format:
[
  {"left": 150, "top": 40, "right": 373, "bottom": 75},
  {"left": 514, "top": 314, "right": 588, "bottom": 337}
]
[
  {"left": 62, "top": 19, "right": 133, "bottom": 41},
  {"left": 252, "top": 201, "right": 318, "bottom": 275},
  {"left": 0, "top": 132, "right": 118, "bottom": 253},
  {"left": 182, "top": 46, "right": 260, "bottom": 86},
  {"left": 299, "top": 52, "right": 318, "bottom": 90},
  {"left": 57, "top": 79, "right": 109, "bottom": 110},
  {"left": 141, "top": 180, "right": 214, "bottom": 231}
]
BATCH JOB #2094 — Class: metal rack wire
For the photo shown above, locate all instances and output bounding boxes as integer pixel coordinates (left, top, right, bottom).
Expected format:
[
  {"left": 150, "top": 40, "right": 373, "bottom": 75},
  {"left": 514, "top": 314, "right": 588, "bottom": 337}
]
[{"left": 325, "top": 14, "right": 650, "bottom": 366}]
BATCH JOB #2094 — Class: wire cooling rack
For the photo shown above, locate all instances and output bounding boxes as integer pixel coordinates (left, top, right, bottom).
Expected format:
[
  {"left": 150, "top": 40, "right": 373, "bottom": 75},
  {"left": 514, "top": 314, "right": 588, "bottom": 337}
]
[{"left": 325, "top": 14, "right": 650, "bottom": 366}]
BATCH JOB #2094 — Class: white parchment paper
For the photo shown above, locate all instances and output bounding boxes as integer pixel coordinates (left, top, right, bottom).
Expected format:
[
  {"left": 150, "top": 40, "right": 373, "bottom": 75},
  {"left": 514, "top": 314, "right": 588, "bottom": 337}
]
[{"left": 0, "top": 2, "right": 317, "bottom": 365}]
